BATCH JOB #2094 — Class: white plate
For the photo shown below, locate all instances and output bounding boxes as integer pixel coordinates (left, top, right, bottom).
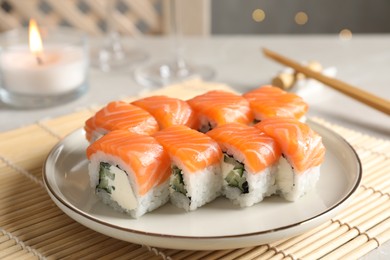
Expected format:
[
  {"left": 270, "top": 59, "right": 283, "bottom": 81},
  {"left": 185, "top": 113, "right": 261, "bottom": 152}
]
[{"left": 43, "top": 121, "right": 361, "bottom": 250}]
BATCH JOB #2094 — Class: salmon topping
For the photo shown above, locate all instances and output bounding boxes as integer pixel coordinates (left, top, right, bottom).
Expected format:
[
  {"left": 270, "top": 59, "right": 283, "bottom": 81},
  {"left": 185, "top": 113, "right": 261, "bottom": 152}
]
[
  {"left": 255, "top": 118, "right": 325, "bottom": 173},
  {"left": 244, "top": 85, "right": 308, "bottom": 120},
  {"left": 87, "top": 130, "right": 171, "bottom": 195},
  {"left": 84, "top": 101, "right": 159, "bottom": 142},
  {"left": 154, "top": 125, "right": 222, "bottom": 173},
  {"left": 187, "top": 90, "right": 254, "bottom": 127},
  {"left": 132, "top": 95, "right": 199, "bottom": 129},
  {"left": 207, "top": 123, "right": 281, "bottom": 173}
]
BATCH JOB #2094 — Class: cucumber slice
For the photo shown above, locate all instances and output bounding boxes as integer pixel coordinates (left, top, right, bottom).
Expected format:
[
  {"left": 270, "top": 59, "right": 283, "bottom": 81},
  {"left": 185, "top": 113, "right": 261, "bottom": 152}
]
[
  {"left": 223, "top": 154, "right": 248, "bottom": 194},
  {"left": 96, "top": 162, "right": 115, "bottom": 194},
  {"left": 171, "top": 165, "right": 186, "bottom": 195}
]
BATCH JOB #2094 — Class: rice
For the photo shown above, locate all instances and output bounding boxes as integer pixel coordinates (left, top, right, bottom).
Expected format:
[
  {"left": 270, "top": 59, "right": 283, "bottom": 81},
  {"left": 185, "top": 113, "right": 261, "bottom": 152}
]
[
  {"left": 170, "top": 163, "right": 222, "bottom": 211},
  {"left": 97, "top": 181, "right": 169, "bottom": 218},
  {"left": 219, "top": 143, "right": 278, "bottom": 207},
  {"left": 276, "top": 156, "right": 320, "bottom": 201},
  {"left": 224, "top": 167, "right": 277, "bottom": 207},
  {"left": 89, "top": 151, "right": 170, "bottom": 218}
]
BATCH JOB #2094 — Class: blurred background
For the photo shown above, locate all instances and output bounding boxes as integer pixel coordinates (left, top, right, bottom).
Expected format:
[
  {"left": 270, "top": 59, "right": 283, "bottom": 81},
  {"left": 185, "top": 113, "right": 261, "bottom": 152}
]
[
  {"left": 1, "top": 0, "right": 390, "bottom": 36},
  {"left": 212, "top": 0, "right": 390, "bottom": 34}
]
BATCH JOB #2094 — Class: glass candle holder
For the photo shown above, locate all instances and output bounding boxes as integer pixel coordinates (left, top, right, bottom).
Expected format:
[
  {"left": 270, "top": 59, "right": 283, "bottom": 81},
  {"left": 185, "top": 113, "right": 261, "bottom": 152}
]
[{"left": 0, "top": 26, "right": 89, "bottom": 108}]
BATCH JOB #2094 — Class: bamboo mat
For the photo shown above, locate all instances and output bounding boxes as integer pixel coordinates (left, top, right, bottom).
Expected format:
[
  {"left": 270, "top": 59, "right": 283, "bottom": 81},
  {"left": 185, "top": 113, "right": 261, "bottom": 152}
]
[{"left": 0, "top": 82, "right": 389, "bottom": 259}]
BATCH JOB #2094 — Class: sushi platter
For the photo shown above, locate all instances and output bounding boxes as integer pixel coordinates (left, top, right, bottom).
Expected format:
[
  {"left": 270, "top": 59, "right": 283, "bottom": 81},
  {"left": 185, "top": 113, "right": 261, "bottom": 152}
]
[{"left": 43, "top": 120, "right": 361, "bottom": 250}]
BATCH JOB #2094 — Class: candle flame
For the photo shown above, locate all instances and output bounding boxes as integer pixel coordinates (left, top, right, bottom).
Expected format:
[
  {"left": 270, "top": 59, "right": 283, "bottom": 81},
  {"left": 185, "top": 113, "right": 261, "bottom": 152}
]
[{"left": 29, "top": 19, "right": 43, "bottom": 54}]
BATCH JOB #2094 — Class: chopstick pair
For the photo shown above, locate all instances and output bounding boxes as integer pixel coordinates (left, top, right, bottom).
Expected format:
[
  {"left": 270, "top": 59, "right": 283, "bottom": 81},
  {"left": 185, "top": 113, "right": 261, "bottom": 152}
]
[{"left": 262, "top": 48, "right": 390, "bottom": 116}]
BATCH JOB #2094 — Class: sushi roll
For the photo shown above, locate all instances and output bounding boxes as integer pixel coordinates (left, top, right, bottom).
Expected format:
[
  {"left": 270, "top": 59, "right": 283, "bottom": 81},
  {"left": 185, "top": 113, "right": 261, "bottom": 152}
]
[
  {"left": 243, "top": 85, "right": 308, "bottom": 122},
  {"left": 153, "top": 125, "right": 223, "bottom": 211},
  {"left": 207, "top": 123, "right": 281, "bottom": 207},
  {"left": 132, "top": 95, "right": 199, "bottom": 129},
  {"left": 255, "top": 118, "right": 326, "bottom": 201},
  {"left": 86, "top": 130, "right": 171, "bottom": 218},
  {"left": 84, "top": 101, "right": 159, "bottom": 143},
  {"left": 187, "top": 90, "right": 254, "bottom": 132}
]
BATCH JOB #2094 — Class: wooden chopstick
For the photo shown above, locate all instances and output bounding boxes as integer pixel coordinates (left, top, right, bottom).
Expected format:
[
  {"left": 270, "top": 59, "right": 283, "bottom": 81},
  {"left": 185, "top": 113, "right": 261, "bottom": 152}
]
[{"left": 263, "top": 48, "right": 390, "bottom": 116}]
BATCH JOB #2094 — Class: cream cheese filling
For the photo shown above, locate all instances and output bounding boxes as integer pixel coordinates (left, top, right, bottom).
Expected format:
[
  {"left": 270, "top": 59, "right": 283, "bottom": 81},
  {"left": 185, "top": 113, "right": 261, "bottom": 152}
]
[{"left": 107, "top": 165, "right": 137, "bottom": 210}]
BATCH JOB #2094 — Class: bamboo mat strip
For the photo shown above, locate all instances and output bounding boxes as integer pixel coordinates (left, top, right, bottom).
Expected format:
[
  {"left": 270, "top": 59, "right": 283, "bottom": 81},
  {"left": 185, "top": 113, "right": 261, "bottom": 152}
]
[
  {"left": 270, "top": 220, "right": 334, "bottom": 251},
  {"left": 0, "top": 100, "right": 389, "bottom": 259},
  {"left": 324, "top": 218, "right": 390, "bottom": 260},
  {"left": 0, "top": 230, "right": 42, "bottom": 259}
]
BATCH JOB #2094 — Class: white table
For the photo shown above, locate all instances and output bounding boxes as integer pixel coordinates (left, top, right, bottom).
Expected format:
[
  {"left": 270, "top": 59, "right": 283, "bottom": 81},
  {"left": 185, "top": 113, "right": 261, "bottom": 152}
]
[{"left": 0, "top": 35, "right": 389, "bottom": 258}]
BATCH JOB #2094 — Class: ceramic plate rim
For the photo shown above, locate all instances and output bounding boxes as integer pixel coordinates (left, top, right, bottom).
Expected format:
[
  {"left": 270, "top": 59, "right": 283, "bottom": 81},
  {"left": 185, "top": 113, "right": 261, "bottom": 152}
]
[{"left": 43, "top": 120, "right": 362, "bottom": 241}]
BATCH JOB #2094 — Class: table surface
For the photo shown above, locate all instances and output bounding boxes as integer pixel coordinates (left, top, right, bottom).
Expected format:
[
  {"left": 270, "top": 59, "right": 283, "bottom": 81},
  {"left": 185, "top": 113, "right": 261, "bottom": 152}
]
[
  {"left": 0, "top": 35, "right": 389, "bottom": 258},
  {"left": 1, "top": 35, "right": 389, "bottom": 138}
]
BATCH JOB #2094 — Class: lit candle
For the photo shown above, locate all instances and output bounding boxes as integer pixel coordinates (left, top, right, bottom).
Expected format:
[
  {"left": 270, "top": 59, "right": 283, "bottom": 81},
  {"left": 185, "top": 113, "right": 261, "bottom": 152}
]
[
  {"left": 29, "top": 19, "right": 44, "bottom": 65},
  {"left": 0, "top": 19, "right": 87, "bottom": 99}
]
